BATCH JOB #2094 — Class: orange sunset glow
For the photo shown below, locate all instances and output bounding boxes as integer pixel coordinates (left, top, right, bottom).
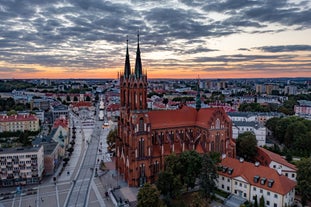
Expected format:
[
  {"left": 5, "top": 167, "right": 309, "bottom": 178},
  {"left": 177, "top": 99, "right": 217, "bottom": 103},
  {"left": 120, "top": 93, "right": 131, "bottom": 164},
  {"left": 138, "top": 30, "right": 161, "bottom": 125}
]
[{"left": 0, "top": 0, "right": 310, "bottom": 79}]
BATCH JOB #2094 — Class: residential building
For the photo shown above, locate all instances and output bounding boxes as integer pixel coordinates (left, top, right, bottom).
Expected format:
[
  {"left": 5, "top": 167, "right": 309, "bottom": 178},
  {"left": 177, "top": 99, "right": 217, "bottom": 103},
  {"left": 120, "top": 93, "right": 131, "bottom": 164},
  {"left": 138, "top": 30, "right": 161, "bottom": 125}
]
[
  {"left": 116, "top": 37, "right": 236, "bottom": 187},
  {"left": 294, "top": 100, "right": 311, "bottom": 119},
  {"left": 218, "top": 157, "right": 296, "bottom": 207},
  {"left": 256, "top": 147, "right": 297, "bottom": 181},
  {"left": 0, "top": 114, "right": 40, "bottom": 133},
  {"left": 232, "top": 121, "right": 266, "bottom": 146},
  {"left": 0, "top": 146, "right": 44, "bottom": 187}
]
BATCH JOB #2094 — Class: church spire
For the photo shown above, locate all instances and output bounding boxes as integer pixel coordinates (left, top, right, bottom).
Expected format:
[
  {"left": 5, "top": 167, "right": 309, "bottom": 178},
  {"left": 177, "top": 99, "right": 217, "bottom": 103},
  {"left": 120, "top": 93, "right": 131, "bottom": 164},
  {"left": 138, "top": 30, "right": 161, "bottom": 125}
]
[
  {"left": 134, "top": 32, "right": 143, "bottom": 78},
  {"left": 195, "top": 79, "right": 201, "bottom": 111},
  {"left": 124, "top": 37, "right": 131, "bottom": 78}
]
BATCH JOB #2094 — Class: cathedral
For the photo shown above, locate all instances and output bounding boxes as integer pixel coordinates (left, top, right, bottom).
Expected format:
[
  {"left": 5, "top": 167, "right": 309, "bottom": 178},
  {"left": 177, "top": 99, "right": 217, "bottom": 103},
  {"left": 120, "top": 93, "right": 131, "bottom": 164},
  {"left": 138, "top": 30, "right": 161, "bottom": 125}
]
[{"left": 116, "top": 35, "right": 236, "bottom": 187}]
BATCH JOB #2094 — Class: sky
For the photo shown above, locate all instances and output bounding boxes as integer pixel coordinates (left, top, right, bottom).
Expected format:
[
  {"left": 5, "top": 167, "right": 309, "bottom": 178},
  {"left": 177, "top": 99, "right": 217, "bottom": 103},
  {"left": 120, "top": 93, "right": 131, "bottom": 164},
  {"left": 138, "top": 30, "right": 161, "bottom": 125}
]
[{"left": 0, "top": 0, "right": 311, "bottom": 79}]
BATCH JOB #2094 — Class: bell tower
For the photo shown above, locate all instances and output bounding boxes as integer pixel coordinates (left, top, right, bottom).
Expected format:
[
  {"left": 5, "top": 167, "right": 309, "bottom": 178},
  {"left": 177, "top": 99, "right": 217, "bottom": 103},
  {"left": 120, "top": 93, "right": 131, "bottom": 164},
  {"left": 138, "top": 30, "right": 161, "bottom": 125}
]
[{"left": 117, "top": 34, "right": 149, "bottom": 186}]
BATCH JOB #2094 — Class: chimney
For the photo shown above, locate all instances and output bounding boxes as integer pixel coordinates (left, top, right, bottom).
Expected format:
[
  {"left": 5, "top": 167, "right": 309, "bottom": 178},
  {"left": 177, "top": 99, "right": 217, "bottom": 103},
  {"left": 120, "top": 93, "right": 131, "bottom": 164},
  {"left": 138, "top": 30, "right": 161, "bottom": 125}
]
[{"left": 239, "top": 157, "right": 244, "bottom": 163}]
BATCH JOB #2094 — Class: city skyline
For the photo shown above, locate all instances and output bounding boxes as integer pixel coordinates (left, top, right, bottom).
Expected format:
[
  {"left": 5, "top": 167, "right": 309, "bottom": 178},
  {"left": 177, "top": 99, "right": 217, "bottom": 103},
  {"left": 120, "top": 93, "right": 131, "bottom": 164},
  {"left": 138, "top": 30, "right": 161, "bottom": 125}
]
[{"left": 0, "top": 0, "right": 311, "bottom": 79}]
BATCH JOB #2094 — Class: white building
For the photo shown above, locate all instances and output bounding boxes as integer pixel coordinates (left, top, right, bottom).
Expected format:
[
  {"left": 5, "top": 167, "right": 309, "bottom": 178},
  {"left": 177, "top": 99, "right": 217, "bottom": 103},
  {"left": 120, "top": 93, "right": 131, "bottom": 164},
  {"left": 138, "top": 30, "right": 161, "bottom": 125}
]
[
  {"left": 256, "top": 147, "right": 297, "bottom": 181},
  {"left": 232, "top": 121, "right": 266, "bottom": 146},
  {"left": 0, "top": 146, "right": 44, "bottom": 187},
  {"left": 218, "top": 157, "right": 296, "bottom": 207}
]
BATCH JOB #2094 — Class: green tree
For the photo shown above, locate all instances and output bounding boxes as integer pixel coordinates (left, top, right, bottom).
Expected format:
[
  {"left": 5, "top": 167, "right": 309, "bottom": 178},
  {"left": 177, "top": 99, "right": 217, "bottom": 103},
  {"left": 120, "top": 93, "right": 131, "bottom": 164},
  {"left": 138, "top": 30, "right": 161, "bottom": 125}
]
[
  {"left": 236, "top": 132, "right": 257, "bottom": 161},
  {"left": 156, "top": 170, "right": 182, "bottom": 199},
  {"left": 85, "top": 96, "right": 91, "bottom": 101},
  {"left": 106, "top": 128, "right": 117, "bottom": 152},
  {"left": 297, "top": 157, "right": 311, "bottom": 206},
  {"left": 137, "top": 183, "right": 161, "bottom": 207},
  {"left": 189, "top": 192, "right": 207, "bottom": 207},
  {"left": 259, "top": 195, "right": 265, "bottom": 207},
  {"left": 199, "top": 153, "right": 218, "bottom": 202},
  {"left": 178, "top": 150, "right": 202, "bottom": 189},
  {"left": 162, "top": 98, "right": 169, "bottom": 105}
]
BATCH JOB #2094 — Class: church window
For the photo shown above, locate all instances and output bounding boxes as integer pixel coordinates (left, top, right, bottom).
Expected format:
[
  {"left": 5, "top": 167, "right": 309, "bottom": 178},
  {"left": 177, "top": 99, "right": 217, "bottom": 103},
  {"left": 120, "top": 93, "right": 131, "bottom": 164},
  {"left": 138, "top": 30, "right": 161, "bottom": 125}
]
[
  {"left": 215, "top": 133, "right": 220, "bottom": 153},
  {"left": 139, "top": 118, "right": 144, "bottom": 132},
  {"left": 138, "top": 138, "right": 145, "bottom": 158},
  {"left": 211, "top": 141, "right": 214, "bottom": 151},
  {"left": 216, "top": 118, "right": 220, "bottom": 129}
]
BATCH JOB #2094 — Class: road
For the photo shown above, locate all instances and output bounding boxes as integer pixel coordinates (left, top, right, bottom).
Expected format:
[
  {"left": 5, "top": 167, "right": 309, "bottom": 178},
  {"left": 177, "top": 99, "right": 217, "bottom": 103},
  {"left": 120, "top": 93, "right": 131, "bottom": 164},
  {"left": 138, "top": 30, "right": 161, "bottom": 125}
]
[{"left": 0, "top": 104, "right": 114, "bottom": 207}]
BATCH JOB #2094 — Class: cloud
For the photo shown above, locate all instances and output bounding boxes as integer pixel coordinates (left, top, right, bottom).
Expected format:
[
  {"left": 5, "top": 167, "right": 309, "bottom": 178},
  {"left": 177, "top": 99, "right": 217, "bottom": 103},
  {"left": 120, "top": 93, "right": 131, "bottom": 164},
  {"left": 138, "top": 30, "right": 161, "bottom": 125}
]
[
  {"left": 256, "top": 45, "right": 311, "bottom": 53},
  {"left": 0, "top": 0, "right": 310, "bottom": 78}
]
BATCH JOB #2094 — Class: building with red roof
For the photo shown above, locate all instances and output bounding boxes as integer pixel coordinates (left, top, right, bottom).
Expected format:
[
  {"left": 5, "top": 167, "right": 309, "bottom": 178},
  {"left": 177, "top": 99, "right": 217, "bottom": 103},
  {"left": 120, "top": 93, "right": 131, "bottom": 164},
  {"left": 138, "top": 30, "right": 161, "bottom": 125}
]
[
  {"left": 116, "top": 37, "right": 235, "bottom": 187},
  {"left": 256, "top": 147, "right": 297, "bottom": 181},
  {"left": 0, "top": 114, "right": 39, "bottom": 132},
  {"left": 218, "top": 156, "right": 296, "bottom": 207}
]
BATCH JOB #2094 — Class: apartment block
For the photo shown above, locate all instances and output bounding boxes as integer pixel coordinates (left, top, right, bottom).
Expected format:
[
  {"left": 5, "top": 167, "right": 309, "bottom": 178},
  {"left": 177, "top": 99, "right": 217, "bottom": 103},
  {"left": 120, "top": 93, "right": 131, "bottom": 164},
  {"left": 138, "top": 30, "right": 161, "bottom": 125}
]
[
  {"left": 0, "top": 114, "right": 40, "bottom": 133},
  {"left": 0, "top": 146, "right": 44, "bottom": 187}
]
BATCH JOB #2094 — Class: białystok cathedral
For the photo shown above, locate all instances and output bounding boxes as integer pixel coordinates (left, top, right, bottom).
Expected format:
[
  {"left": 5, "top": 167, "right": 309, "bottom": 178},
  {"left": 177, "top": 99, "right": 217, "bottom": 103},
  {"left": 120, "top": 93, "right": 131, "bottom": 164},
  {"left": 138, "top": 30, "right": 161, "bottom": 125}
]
[{"left": 116, "top": 35, "right": 236, "bottom": 187}]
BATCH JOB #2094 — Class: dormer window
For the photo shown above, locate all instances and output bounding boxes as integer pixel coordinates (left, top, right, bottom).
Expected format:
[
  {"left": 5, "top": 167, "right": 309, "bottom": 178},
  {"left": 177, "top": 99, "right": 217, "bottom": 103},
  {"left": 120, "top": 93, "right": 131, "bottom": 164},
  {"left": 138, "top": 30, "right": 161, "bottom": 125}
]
[
  {"left": 227, "top": 168, "right": 233, "bottom": 175},
  {"left": 254, "top": 175, "right": 260, "bottom": 183},
  {"left": 260, "top": 177, "right": 266, "bottom": 185},
  {"left": 222, "top": 167, "right": 228, "bottom": 173},
  {"left": 267, "top": 179, "right": 274, "bottom": 188}
]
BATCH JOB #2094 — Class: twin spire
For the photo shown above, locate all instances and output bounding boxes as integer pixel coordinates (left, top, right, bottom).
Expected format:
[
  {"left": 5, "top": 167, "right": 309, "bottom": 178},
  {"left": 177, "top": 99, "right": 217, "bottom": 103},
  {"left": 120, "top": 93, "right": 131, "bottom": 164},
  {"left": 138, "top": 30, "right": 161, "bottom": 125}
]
[{"left": 124, "top": 33, "right": 143, "bottom": 79}]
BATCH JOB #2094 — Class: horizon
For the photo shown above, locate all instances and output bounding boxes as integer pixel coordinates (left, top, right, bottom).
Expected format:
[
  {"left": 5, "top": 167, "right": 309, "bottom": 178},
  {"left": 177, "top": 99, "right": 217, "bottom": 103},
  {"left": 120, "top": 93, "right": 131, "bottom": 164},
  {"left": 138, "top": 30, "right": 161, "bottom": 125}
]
[{"left": 0, "top": 0, "right": 311, "bottom": 79}]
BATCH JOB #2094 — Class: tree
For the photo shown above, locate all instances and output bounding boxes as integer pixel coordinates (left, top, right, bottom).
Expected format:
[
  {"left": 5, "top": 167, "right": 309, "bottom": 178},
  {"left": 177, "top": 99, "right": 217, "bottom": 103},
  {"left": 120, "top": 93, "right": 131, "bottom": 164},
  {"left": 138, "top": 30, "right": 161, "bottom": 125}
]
[
  {"left": 156, "top": 170, "right": 182, "bottom": 199},
  {"left": 259, "top": 195, "right": 265, "bottom": 207},
  {"left": 66, "top": 95, "right": 71, "bottom": 102},
  {"left": 297, "top": 157, "right": 311, "bottom": 206},
  {"left": 107, "top": 128, "right": 117, "bottom": 152},
  {"left": 137, "top": 183, "right": 161, "bottom": 207},
  {"left": 189, "top": 192, "right": 207, "bottom": 207},
  {"left": 85, "top": 96, "right": 91, "bottom": 101},
  {"left": 199, "top": 153, "right": 218, "bottom": 202},
  {"left": 162, "top": 98, "right": 168, "bottom": 105},
  {"left": 236, "top": 131, "right": 257, "bottom": 161},
  {"left": 178, "top": 150, "right": 202, "bottom": 189}
]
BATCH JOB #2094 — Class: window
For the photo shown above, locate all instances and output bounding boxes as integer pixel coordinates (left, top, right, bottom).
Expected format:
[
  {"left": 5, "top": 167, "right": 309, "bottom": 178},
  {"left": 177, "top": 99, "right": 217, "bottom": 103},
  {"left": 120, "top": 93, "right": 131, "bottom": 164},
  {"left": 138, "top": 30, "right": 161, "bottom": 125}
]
[
  {"left": 292, "top": 174, "right": 295, "bottom": 178},
  {"left": 139, "top": 118, "right": 144, "bottom": 132},
  {"left": 260, "top": 189, "right": 263, "bottom": 193},
  {"left": 227, "top": 178, "right": 230, "bottom": 182},
  {"left": 138, "top": 138, "right": 144, "bottom": 158},
  {"left": 244, "top": 193, "right": 246, "bottom": 198},
  {"left": 239, "top": 183, "right": 242, "bottom": 187},
  {"left": 267, "top": 191, "right": 270, "bottom": 196},
  {"left": 274, "top": 194, "right": 278, "bottom": 198},
  {"left": 222, "top": 177, "right": 224, "bottom": 180},
  {"left": 222, "top": 184, "right": 224, "bottom": 189},
  {"left": 266, "top": 200, "right": 270, "bottom": 206},
  {"left": 227, "top": 186, "right": 230, "bottom": 191},
  {"left": 235, "top": 181, "right": 237, "bottom": 185},
  {"left": 274, "top": 204, "right": 277, "bottom": 207},
  {"left": 253, "top": 187, "right": 256, "bottom": 191}
]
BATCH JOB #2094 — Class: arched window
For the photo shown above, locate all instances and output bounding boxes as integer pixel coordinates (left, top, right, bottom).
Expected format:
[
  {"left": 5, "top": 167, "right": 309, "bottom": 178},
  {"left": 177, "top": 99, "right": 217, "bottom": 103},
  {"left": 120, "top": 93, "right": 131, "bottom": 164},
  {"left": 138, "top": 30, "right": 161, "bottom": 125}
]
[
  {"left": 139, "top": 118, "right": 144, "bottom": 132},
  {"left": 138, "top": 138, "right": 144, "bottom": 158},
  {"left": 215, "top": 133, "right": 220, "bottom": 152},
  {"left": 216, "top": 118, "right": 220, "bottom": 129}
]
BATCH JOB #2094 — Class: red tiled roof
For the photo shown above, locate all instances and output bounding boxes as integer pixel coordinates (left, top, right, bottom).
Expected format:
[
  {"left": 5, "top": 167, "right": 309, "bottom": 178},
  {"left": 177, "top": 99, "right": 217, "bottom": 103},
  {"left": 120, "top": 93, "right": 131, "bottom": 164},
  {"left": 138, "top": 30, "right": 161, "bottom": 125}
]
[
  {"left": 71, "top": 101, "right": 92, "bottom": 108},
  {"left": 257, "top": 147, "right": 297, "bottom": 171},
  {"left": 0, "top": 114, "right": 38, "bottom": 122},
  {"left": 53, "top": 117, "right": 68, "bottom": 129},
  {"left": 219, "top": 157, "right": 296, "bottom": 195},
  {"left": 148, "top": 106, "right": 230, "bottom": 129}
]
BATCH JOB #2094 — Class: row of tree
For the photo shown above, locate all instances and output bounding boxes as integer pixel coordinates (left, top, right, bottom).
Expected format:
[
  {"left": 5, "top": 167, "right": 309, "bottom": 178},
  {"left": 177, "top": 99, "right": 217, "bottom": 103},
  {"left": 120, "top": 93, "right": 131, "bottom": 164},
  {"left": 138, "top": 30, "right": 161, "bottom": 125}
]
[
  {"left": 137, "top": 151, "right": 220, "bottom": 207},
  {"left": 266, "top": 116, "right": 311, "bottom": 156}
]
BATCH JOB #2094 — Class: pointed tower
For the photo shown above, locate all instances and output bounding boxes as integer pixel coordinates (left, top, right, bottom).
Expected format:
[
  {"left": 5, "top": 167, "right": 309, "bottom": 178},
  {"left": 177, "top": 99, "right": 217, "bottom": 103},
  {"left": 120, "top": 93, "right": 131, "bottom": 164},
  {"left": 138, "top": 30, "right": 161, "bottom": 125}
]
[
  {"left": 134, "top": 33, "right": 143, "bottom": 79},
  {"left": 195, "top": 80, "right": 201, "bottom": 111},
  {"left": 124, "top": 38, "right": 131, "bottom": 78}
]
